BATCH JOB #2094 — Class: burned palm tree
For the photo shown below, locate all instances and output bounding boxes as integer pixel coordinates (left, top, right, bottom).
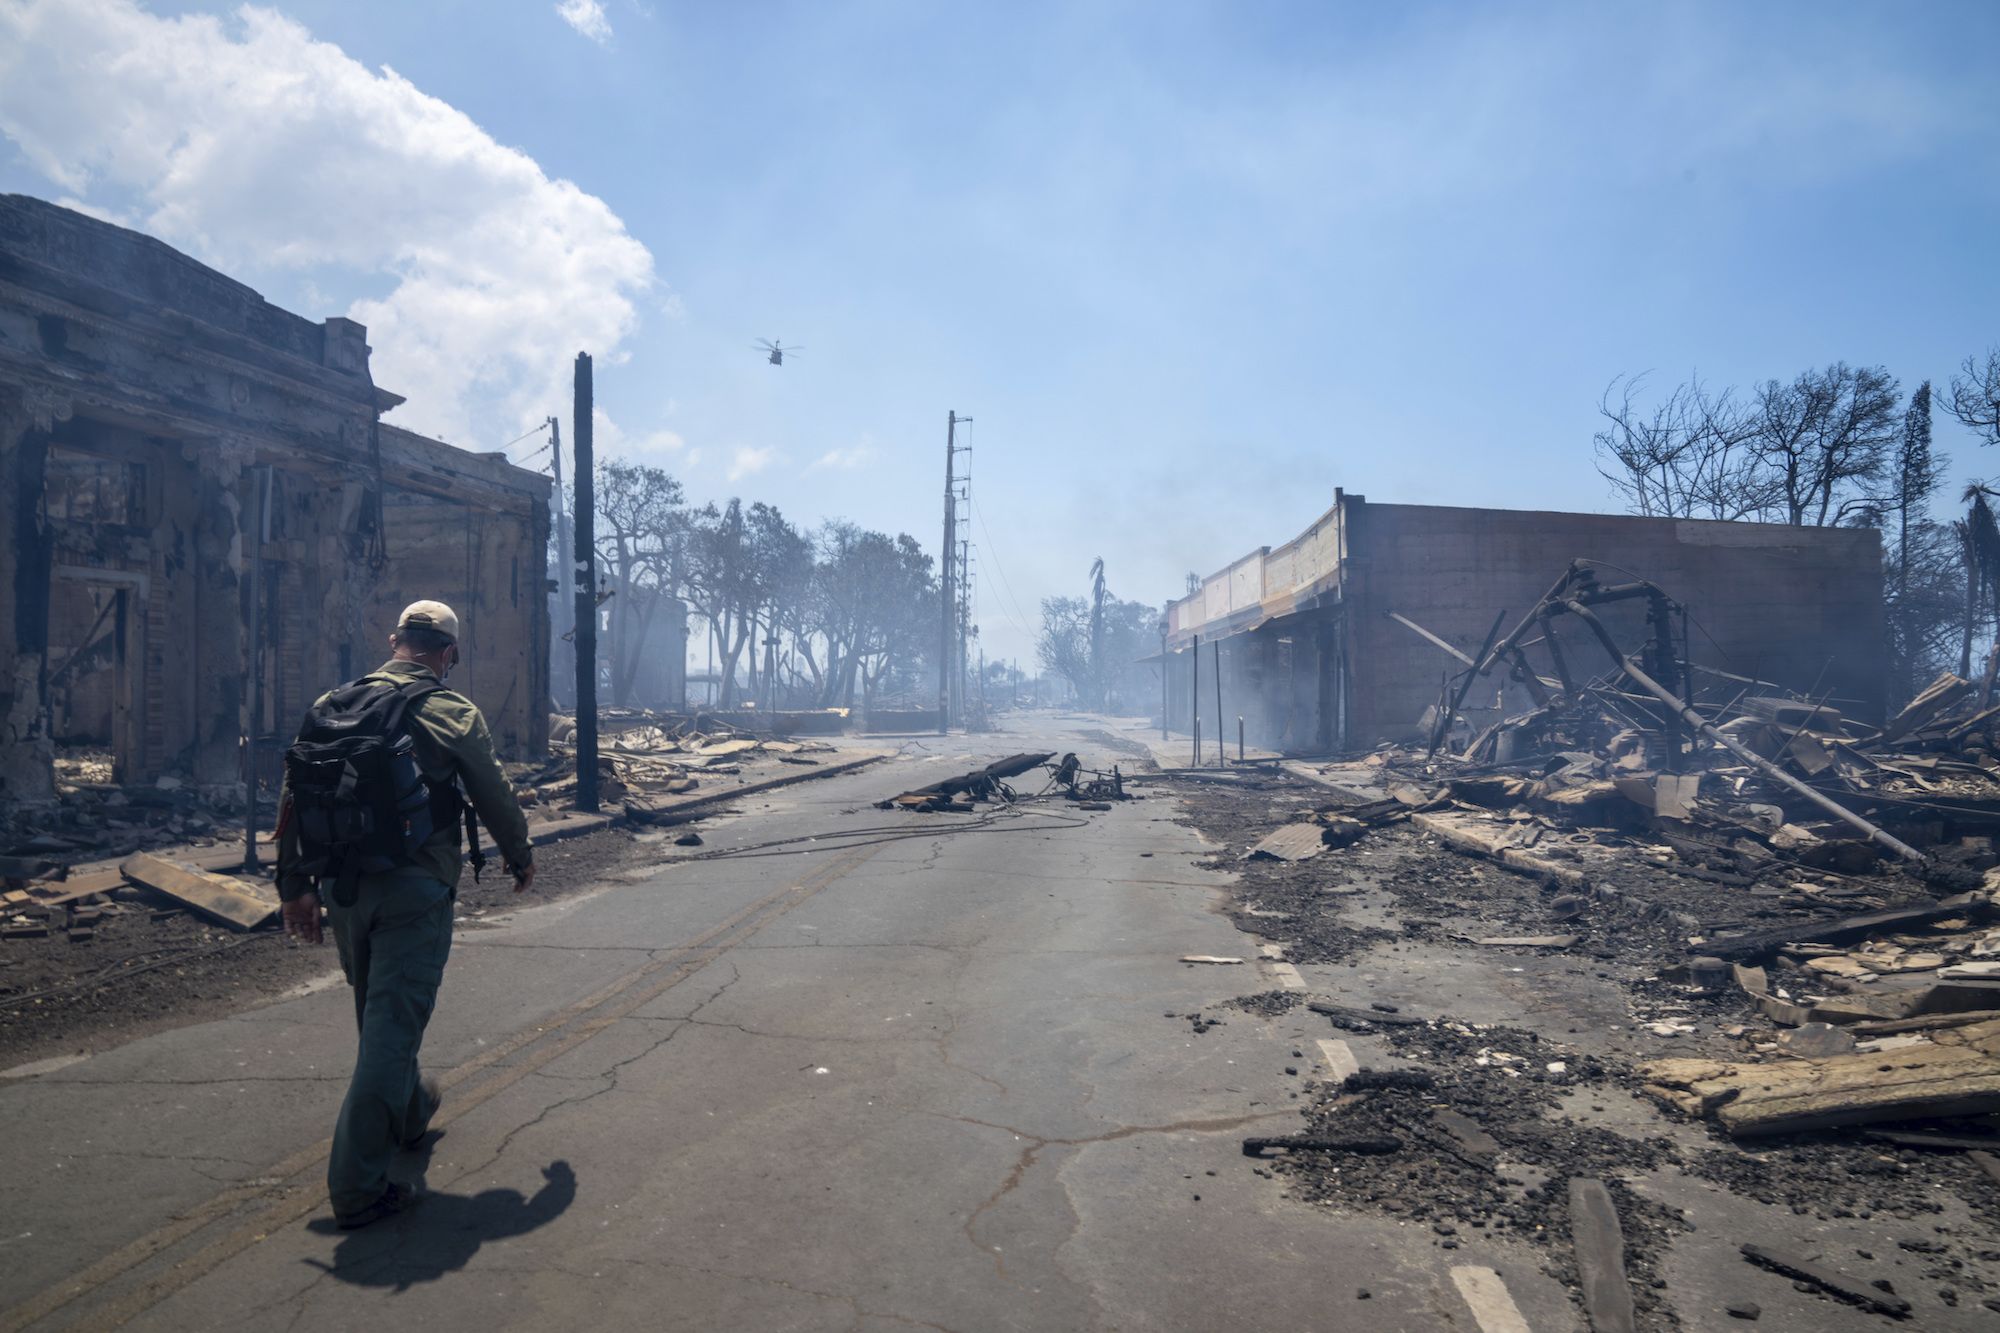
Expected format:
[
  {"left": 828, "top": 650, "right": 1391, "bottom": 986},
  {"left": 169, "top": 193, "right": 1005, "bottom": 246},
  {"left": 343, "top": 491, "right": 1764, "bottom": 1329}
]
[
  {"left": 1958, "top": 484, "right": 2000, "bottom": 677},
  {"left": 1087, "top": 558, "right": 1107, "bottom": 710}
]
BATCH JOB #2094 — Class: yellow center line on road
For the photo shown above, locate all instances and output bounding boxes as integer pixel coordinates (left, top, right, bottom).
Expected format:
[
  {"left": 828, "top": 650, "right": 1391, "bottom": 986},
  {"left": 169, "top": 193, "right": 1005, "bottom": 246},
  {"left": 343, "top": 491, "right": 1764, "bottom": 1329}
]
[{"left": 4, "top": 840, "right": 883, "bottom": 1333}]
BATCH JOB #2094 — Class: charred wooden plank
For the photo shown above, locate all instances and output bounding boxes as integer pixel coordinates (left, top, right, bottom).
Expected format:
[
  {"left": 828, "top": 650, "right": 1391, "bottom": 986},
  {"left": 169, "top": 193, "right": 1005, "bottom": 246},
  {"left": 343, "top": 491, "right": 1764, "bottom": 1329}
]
[
  {"left": 118, "top": 853, "right": 276, "bottom": 931},
  {"left": 1569, "top": 1178, "right": 1636, "bottom": 1333},
  {"left": 1701, "top": 898, "right": 1990, "bottom": 963},
  {"left": 1241, "top": 1133, "right": 1401, "bottom": 1158},
  {"left": 1739, "top": 1244, "right": 1911, "bottom": 1318}
]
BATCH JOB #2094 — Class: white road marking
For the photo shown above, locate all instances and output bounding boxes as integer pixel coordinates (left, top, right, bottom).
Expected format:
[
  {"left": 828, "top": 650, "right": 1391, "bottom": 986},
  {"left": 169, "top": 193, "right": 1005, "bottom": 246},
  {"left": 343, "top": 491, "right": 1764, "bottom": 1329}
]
[
  {"left": 1315, "top": 1038, "right": 1359, "bottom": 1083},
  {"left": 1449, "top": 1265, "right": 1533, "bottom": 1333},
  {"left": 1266, "top": 961, "right": 1305, "bottom": 990}
]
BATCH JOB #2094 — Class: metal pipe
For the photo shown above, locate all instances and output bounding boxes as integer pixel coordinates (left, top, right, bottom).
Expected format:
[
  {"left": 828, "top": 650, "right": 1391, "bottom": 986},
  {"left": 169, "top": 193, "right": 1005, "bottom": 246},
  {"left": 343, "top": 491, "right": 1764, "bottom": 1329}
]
[
  {"left": 1386, "top": 610, "right": 1475, "bottom": 666},
  {"left": 1191, "top": 633, "right": 1200, "bottom": 766},
  {"left": 1238, "top": 716, "right": 1245, "bottom": 761},
  {"left": 1559, "top": 598, "right": 1926, "bottom": 864},
  {"left": 1213, "top": 637, "right": 1223, "bottom": 768}
]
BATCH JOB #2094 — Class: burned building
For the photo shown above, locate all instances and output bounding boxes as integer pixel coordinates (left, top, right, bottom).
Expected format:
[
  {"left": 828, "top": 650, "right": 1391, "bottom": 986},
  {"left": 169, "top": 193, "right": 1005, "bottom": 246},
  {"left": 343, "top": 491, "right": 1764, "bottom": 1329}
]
[
  {"left": 1163, "top": 490, "right": 1885, "bottom": 754},
  {"left": 0, "top": 195, "right": 551, "bottom": 807}
]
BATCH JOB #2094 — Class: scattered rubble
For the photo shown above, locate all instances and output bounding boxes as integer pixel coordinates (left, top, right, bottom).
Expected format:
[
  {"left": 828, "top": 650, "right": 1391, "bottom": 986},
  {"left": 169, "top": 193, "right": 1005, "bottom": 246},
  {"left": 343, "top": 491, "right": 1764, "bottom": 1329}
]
[
  {"left": 541, "top": 711, "right": 839, "bottom": 809},
  {"left": 1162, "top": 692, "right": 2000, "bottom": 1328},
  {"left": 877, "top": 751, "right": 1137, "bottom": 812}
]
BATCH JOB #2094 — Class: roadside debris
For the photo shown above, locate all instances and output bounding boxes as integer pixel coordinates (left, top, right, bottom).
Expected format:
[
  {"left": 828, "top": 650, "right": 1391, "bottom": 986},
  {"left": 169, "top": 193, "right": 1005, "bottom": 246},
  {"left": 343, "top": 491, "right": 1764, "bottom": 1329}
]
[
  {"left": 1640, "top": 1018, "right": 2000, "bottom": 1136},
  {"left": 878, "top": 751, "right": 1140, "bottom": 812},
  {"left": 1739, "top": 1244, "right": 1913, "bottom": 1319},
  {"left": 119, "top": 853, "right": 276, "bottom": 931},
  {"left": 541, "top": 712, "right": 838, "bottom": 809},
  {"left": 1241, "top": 1133, "right": 1403, "bottom": 1158},
  {"left": 879, "top": 753, "right": 1055, "bottom": 811},
  {"left": 1568, "top": 1177, "right": 1637, "bottom": 1333}
]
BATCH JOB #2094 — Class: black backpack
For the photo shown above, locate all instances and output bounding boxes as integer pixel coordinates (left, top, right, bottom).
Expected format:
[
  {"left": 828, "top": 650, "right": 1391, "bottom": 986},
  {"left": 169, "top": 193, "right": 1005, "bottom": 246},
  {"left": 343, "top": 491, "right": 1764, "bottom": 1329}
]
[{"left": 284, "top": 676, "right": 479, "bottom": 905}]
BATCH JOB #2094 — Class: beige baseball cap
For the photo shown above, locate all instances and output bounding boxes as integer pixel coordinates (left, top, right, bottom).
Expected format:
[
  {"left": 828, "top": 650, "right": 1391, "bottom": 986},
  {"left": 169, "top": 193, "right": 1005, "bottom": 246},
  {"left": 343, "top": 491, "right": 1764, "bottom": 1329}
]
[{"left": 396, "top": 599, "right": 460, "bottom": 643}]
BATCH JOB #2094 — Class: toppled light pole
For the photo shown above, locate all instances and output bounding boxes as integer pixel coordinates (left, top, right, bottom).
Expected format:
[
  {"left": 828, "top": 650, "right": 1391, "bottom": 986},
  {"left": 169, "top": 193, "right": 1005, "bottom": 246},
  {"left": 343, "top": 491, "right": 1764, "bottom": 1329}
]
[{"left": 573, "top": 352, "right": 599, "bottom": 813}]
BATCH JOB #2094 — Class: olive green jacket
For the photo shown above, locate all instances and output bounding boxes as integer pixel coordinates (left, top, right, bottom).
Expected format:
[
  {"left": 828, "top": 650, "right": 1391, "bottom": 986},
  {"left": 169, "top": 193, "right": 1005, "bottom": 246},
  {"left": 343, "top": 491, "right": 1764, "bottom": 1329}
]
[{"left": 277, "top": 659, "right": 532, "bottom": 901}]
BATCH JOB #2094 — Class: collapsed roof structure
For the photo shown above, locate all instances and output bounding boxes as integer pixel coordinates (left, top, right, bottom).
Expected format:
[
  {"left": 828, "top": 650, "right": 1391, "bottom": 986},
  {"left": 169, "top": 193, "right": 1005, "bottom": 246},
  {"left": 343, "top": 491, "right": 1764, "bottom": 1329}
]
[{"left": 1161, "top": 490, "right": 1885, "bottom": 755}]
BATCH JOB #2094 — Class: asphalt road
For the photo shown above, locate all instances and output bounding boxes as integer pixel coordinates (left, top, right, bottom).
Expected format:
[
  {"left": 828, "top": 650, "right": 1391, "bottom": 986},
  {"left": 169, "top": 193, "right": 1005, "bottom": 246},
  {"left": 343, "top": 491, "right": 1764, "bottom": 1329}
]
[{"left": 1, "top": 718, "right": 1585, "bottom": 1332}]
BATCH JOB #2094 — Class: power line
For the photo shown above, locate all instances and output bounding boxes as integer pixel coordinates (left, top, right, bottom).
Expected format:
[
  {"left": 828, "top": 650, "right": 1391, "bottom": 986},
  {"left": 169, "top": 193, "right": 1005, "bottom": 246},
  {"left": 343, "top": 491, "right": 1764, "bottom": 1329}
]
[
  {"left": 500, "top": 420, "right": 552, "bottom": 452},
  {"left": 972, "top": 496, "right": 1037, "bottom": 642}
]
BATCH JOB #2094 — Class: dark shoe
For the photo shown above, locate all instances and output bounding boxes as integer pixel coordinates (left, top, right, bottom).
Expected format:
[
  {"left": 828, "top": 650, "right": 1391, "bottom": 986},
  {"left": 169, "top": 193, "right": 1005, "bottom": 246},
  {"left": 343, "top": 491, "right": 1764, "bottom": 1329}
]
[
  {"left": 335, "top": 1181, "right": 422, "bottom": 1230},
  {"left": 400, "top": 1076, "right": 442, "bottom": 1149}
]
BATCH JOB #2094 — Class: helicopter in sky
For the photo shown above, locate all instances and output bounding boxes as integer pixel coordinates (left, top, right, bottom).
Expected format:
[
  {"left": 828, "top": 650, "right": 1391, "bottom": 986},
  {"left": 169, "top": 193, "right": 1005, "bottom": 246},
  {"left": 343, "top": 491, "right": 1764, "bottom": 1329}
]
[{"left": 755, "top": 338, "right": 800, "bottom": 366}]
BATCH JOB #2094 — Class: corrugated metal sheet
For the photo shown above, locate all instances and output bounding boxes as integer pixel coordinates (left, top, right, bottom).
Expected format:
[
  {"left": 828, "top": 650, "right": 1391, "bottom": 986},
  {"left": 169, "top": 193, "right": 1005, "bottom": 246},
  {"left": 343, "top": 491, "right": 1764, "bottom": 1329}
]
[{"left": 1242, "top": 822, "right": 1327, "bottom": 862}]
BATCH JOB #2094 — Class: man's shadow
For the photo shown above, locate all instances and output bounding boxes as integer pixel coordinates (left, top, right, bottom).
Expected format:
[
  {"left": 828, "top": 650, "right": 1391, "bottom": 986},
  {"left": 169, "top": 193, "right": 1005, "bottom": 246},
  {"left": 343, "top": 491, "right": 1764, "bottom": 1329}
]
[{"left": 304, "top": 1152, "right": 576, "bottom": 1291}]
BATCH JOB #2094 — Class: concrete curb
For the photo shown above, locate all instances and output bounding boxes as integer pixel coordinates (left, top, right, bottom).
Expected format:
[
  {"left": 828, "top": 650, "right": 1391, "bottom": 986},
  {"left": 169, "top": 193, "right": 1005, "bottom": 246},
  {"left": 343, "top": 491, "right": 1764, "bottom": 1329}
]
[{"left": 621, "top": 752, "right": 891, "bottom": 826}]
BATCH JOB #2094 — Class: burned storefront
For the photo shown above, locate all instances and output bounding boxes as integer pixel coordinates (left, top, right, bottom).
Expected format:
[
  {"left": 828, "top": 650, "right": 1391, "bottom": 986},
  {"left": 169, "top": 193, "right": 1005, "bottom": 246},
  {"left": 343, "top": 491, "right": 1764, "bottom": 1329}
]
[
  {"left": 1163, "top": 490, "right": 1885, "bottom": 755},
  {"left": 0, "top": 195, "right": 550, "bottom": 812}
]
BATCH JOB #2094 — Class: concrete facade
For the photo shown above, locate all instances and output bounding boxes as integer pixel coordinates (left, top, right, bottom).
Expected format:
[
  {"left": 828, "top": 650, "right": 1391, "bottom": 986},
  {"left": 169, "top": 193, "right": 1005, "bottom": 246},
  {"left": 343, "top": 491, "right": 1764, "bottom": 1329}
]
[
  {"left": 1162, "top": 492, "right": 1886, "bottom": 754},
  {"left": 0, "top": 195, "right": 551, "bottom": 805}
]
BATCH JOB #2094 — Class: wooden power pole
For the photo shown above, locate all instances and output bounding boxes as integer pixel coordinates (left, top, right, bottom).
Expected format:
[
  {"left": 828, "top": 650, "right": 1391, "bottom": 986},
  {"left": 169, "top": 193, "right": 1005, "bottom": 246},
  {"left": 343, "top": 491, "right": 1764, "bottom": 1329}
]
[{"left": 573, "top": 353, "right": 599, "bottom": 812}]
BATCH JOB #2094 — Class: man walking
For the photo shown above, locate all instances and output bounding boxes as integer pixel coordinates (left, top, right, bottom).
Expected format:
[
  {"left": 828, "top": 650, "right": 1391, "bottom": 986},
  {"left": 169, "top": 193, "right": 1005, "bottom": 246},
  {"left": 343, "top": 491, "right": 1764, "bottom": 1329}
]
[{"left": 278, "top": 600, "right": 535, "bottom": 1229}]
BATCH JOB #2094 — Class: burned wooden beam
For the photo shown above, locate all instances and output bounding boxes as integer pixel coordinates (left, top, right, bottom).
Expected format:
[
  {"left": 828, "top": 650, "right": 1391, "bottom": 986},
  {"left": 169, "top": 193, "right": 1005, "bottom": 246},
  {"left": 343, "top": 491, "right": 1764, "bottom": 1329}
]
[
  {"left": 119, "top": 852, "right": 277, "bottom": 931},
  {"left": 1241, "top": 1133, "right": 1402, "bottom": 1158},
  {"left": 1739, "top": 1244, "right": 1911, "bottom": 1319},
  {"left": 1701, "top": 897, "right": 1991, "bottom": 963},
  {"left": 1568, "top": 1178, "right": 1636, "bottom": 1333},
  {"left": 1307, "top": 1000, "right": 1429, "bottom": 1029}
]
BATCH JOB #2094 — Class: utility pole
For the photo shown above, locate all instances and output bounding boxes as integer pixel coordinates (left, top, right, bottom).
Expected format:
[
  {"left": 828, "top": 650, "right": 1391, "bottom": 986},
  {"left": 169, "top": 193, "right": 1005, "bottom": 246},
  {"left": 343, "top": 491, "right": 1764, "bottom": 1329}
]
[
  {"left": 548, "top": 415, "right": 574, "bottom": 707},
  {"left": 573, "top": 353, "right": 599, "bottom": 813},
  {"left": 938, "top": 411, "right": 969, "bottom": 733}
]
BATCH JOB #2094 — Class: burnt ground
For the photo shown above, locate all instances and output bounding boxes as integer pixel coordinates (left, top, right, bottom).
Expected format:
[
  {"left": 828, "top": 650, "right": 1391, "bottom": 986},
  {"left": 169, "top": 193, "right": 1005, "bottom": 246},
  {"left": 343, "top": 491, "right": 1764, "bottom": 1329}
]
[
  {"left": 0, "top": 825, "right": 661, "bottom": 1070},
  {"left": 1164, "top": 767, "right": 2000, "bottom": 1328}
]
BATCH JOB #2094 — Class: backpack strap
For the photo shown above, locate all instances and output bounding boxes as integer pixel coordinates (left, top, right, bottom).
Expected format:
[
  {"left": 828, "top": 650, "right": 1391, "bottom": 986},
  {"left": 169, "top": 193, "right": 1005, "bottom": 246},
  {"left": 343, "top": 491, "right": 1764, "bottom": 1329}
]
[
  {"left": 379, "top": 677, "right": 443, "bottom": 738},
  {"left": 394, "top": 677, "right": 487, "bottom": 881},
  {"left": 464, "top": 803, "right": 486, "bottom": 883}
]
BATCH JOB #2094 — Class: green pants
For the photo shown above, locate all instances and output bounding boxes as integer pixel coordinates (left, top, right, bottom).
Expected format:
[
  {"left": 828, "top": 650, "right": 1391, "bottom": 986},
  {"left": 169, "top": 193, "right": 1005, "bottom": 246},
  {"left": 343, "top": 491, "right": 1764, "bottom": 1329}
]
[{"left": 326, "top": 866, "right": 454, "bottom": 1217}]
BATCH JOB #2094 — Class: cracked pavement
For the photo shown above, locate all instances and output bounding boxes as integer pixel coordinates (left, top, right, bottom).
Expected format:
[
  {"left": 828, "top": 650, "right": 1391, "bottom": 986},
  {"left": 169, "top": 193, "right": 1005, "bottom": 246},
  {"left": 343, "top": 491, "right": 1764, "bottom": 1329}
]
[{"left": 0, "top": 719, "right": 1577, "bottom": 1331}]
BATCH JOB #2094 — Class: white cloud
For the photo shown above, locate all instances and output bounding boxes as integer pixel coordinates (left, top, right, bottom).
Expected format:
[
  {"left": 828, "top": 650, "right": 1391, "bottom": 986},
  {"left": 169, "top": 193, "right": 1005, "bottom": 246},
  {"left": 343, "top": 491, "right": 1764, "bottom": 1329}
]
[
  {"left": 590, "top": 409, "right": 687, "bottom": 469},
  {"left": 810, "top": 445, "right": 876, "bottom": 470},
  {"left": 555, "top": 0, "right": 611, "bottom": 45},
  {"left": 0, "top": 0, "right": 654, "bottom": 448},
  {"left": 726, "top": 445, "right": 777, "bottom": 482}
]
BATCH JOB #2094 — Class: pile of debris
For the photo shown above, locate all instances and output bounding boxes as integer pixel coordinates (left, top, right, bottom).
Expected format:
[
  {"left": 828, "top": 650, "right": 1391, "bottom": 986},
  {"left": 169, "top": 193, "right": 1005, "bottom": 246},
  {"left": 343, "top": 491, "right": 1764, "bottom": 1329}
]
[
  {"left": 0, "top": 749, "right": 252, "bottom": 872},
  {"left": 1275, "top": 560, "right": 2000, "bottom": 1141},
  {"left": 535, "top": 712, "right": 836, "bottom": 809},
  {"left": 1363, "top": 565, "right": 2000, "bottom": 887},
  {"left": 880, "top": 751, "right": 1133, "bottom": 812},
  {"left": 5, "top": 844, "right": 280, "bottom": 942}
]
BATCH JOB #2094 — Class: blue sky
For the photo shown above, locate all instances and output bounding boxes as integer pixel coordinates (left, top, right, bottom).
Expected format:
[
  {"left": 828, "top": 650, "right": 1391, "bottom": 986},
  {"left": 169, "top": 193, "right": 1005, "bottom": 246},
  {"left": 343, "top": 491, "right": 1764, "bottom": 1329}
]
[{"left": 3, "top": 0, "right": 1997, "bottom": 664}]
